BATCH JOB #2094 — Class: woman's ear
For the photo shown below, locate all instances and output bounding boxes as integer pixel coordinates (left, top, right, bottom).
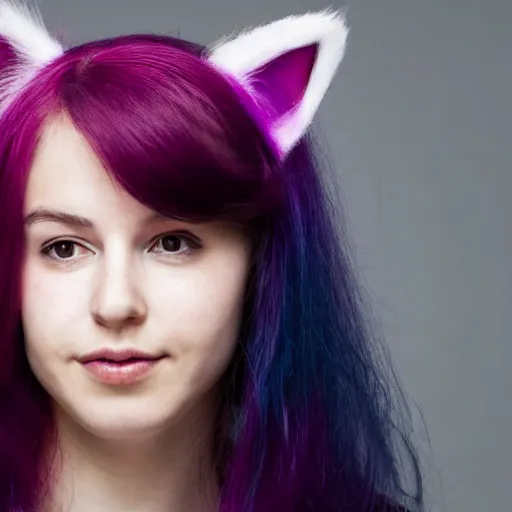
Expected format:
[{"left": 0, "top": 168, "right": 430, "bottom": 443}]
[
  {"left": 0, "top": 1, "right": 62, "bottom": 114},
  {"left": 207, "top": 10, "right": 349, "bottom": 158}
]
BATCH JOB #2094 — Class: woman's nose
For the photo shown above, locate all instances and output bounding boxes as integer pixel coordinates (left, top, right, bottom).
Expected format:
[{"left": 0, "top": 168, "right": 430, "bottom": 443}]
[{"left": 90, "top": 257, "right": 147, "bottom": 333}]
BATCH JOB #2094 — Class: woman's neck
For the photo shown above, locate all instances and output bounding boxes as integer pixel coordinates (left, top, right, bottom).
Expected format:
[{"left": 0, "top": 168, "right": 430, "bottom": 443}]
[{"left": 41, "top": 400, "right": 220, "bottom": 512}]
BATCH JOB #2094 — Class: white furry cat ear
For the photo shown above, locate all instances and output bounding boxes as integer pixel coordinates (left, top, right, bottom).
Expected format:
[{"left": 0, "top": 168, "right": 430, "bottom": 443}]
[
  {"left": 208, "top": 10, "right": 349, "bottom": 158},
  {"left": 0, "top": 1, "right": 63, "bottom": 115}
]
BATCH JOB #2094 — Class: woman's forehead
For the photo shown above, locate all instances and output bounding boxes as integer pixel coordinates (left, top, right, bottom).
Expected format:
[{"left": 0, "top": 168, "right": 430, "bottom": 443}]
[
  {"left": 24, "top": 116, "right": 244, "bottom": 239},
  {"left": 26, "top": 116, "right": 126, "bottom": 213}
]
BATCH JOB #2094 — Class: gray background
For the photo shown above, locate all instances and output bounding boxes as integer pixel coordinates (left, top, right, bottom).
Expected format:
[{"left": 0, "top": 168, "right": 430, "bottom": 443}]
[{"left": 36, "top": 0, "right": 511, "bottom": 510}]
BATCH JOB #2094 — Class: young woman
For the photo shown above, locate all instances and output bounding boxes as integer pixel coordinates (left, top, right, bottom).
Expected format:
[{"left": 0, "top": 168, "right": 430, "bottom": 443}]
[{"left": 0, "top": 2, "right": 424, "bottom": 511}]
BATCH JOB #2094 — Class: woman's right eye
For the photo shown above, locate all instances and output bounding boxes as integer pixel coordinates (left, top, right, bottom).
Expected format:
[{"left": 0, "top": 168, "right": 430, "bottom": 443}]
[{"left": 41, "top": 240, "right": 91, "bottom": 261}]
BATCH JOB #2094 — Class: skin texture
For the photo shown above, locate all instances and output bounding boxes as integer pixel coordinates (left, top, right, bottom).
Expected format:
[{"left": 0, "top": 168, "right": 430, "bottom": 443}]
[{"left": 20, "top": 115, "right": 252, "bottom": 512}]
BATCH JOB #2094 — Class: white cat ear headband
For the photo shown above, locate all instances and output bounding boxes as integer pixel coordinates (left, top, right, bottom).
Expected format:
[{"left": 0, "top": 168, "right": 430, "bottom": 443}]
[{"left": 0, "top": 1, "right": 348, "bottom": 157}]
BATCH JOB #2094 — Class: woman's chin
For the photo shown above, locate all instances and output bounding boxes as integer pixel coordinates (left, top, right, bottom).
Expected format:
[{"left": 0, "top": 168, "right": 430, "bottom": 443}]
[
  {"left": 82, "top": 417, "right": 170, "bottom": 442},
  {"left": 55, "top": 399, "right": 182, "bottom": 443}
]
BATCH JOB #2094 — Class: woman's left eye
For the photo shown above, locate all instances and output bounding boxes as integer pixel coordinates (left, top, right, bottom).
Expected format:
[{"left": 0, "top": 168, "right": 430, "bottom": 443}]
[{"left": 149, "top": 234, "right": 200, "bottom": 257}]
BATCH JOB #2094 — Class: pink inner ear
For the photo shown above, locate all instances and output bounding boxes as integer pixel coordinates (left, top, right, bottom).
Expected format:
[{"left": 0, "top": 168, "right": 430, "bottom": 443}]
[
  {"left": 0, "top": 37, "right": 17, "bottom": 68},
  {"left": 248, "top": 44, "right": 318, "bottom": 124}
]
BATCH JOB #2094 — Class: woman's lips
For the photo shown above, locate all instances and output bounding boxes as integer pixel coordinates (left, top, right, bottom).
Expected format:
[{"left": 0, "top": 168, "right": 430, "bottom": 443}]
[{"left": 81, "top": 357, "right": 165, "bottom": 385}]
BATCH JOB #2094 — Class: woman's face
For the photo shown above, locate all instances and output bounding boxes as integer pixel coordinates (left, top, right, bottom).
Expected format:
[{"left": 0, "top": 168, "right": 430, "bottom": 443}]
[{"left": 21, "top": 116, "right": 251, "bottom": 440}]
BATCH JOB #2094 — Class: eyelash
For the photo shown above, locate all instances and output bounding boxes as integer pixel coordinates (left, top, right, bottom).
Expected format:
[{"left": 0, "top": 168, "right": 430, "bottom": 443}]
[{"left": 40, "top": 233, "right": 202, "bottom": 263}]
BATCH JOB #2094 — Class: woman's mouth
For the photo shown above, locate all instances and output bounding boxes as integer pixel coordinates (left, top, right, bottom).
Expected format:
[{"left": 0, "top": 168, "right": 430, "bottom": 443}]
[{"left": 78, "top": 350, "right": 166, "bottom": 385}]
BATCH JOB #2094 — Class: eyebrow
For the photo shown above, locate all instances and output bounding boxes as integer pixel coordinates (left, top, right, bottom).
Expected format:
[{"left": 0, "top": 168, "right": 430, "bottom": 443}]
[{"left": 24, "top": 207, "right": 172, "bottom": 229}]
